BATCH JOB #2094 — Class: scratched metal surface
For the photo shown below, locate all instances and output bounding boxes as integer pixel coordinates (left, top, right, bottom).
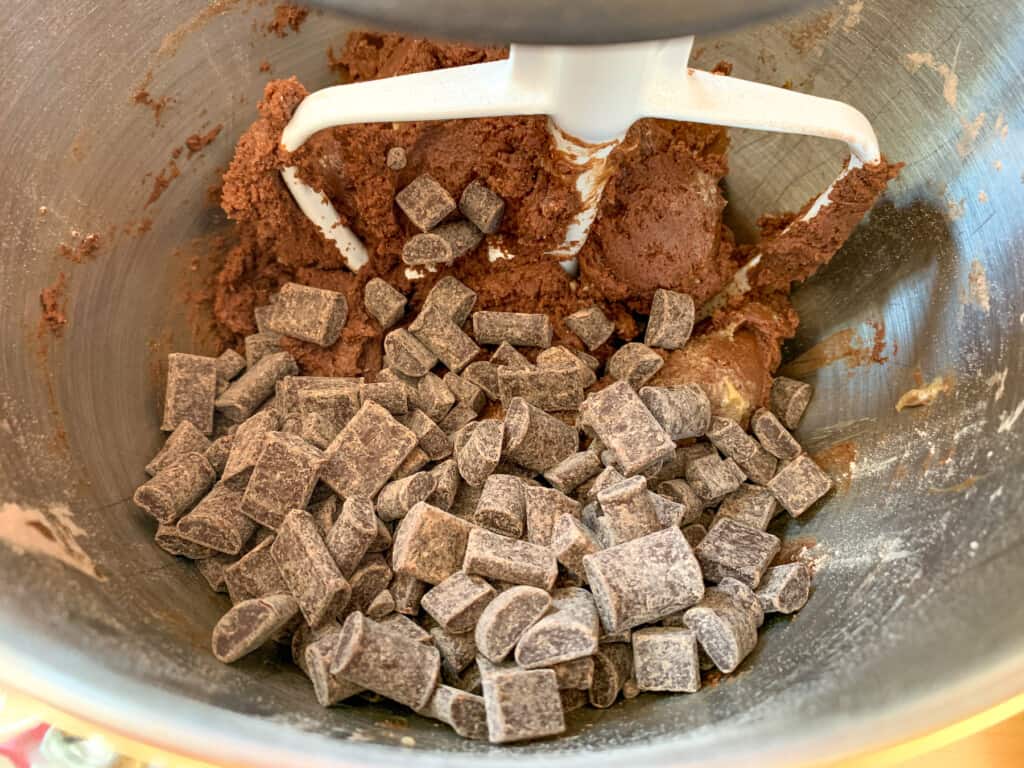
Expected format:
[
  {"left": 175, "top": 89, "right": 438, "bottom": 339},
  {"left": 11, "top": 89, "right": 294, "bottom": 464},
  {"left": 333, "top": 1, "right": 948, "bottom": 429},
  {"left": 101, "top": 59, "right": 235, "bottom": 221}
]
[{"left": 0, "top": 1, "right": 1021, "bottom": 766}]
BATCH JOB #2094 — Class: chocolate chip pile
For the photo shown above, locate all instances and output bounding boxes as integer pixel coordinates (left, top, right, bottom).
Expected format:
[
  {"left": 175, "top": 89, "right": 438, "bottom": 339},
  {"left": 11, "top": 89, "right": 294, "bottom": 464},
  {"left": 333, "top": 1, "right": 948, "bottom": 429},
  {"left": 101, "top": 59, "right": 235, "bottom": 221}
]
[{"left": 135, "top": 180, "right": 833, "bottom": 746}]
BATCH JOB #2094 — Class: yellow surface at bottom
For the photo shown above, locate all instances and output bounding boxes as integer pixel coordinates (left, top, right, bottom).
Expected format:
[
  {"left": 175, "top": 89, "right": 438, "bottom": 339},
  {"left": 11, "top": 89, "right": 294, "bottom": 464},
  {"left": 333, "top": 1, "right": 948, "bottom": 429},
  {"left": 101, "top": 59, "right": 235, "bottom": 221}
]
[{"left": 2, "top": 688, "right": 1024, "bottom": 767}]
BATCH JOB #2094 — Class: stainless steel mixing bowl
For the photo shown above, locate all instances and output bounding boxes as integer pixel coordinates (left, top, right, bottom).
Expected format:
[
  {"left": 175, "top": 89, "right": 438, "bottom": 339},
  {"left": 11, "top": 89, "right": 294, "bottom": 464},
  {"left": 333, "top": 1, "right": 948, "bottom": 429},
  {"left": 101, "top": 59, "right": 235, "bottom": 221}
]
[{"left": 1, "top": 1, "right": 1022, "bottom": 765}]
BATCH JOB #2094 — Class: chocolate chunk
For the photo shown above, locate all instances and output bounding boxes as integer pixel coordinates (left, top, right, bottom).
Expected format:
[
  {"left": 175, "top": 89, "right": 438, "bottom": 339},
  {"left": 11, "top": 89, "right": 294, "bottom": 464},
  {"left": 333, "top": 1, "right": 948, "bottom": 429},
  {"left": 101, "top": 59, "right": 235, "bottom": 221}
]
[
  {"left": 422, "top": 571, "right": 496, "bottom": 633},
  {"left": 304, "top": 627, "right": 366, "bottom": 706},
  {"left": 410, "top": 310, "right": 481, "bottom": 373},
  {"left": 359, "top": 381, "right": 408, "bottom": 416},
  {"left": 264, "top": 282, "right": 347, "bottom": 347},
  {"left": 240, "top": 433, "right": 322, "bottom": 530},
  {"left": 346, "top": 553, "right": 394, "bottom": 614},
  {"left": 644, "top": 289, "right": 695, "bottom": 350},
  {"left": 769, "top": 376, "right": 813, "bottom": 430},
  {"left": 295, "top": 412, "right": 338, "bottom": 450},
  {"left": 455, "top": 419, "right": 503, "bottom": 487},
  {"left": 436, "top": 220, "right": 484, "bottom": 260},
  {"left": 215, "top": 348, "right": 246, "bottom": 382},
  {"left": 280, "top": 376, "right": 361, "bottom": 419},
  {"left": 578, "top": 381, "right": 675, "bottom": 476},
  {"left": 400, "top": 409, "right": 452, "bottom": 461},
  {"left": 147, "top": 420, "right": 211, "bottom": 476},
  {"left": 717, "top": 484, "right": 780, "bottom": 530},
  {"left": 768, "top": 454, "right": 833, "bottom": 516},
  {"left": 498, "top": 367, "right": 583, "bottom": 412},
  {"left": 565, "top": 306, "right": 615, "bottom": 351},
  {"left": 750, "top": 407, "right": 802, "bottom": 461},
  {"left": 588, "top": 642, "right": 633, "bottom": 708},
  {"left": 542, "top": 450, "right": 603, "bottom": 495},
  {"left": 396, "top": 174, "right": 456, "bottom": 231},
  {"left": 473, "top": 474, "right": 526, "bottom": 537},
  {"left": 412, "top": 372, "right": 456, "bottom": 423},
  {"left": 366, "top": 588, "right": 395, "bottom": 619},
  {"left": 586, "top": 465, "right": 626, "bottom": 501},
  {"left": 272, "top": 509, "right": 351, "bottom": 625},
  {"left": 391, "top": 572, "right": 428, "bottom": 615},
  {"left": 639, "top": 384, "right": 711, "bottom": 441},
  {"left": 224, "top": 535, "right": 287, "bottom": 603},
  {"left": 310, "top": 493, "right": 340, "bottom": 534},
  {"left": 386, "top": 146, "right": 407, "bottom": 171},
  {"left": 162, "top": 353, "right": 217, "bottom": 434},
  {"left": 503, "top": 397, "right": 579, "bottom": 473},
  {"left": 607, "top": 343, "right": 664, "bottom": 389},
  {"left": 481, "top": 665, "right": 565, "bottom": 743},
  {"left": 331, "top": 612, "right": 441, "bottom": 710},
  {"left": 321, "top": 401, "right": 418, "bottom": 499},
  {"left": 211, "top": 594, "right": 300, "bottom": 663},
  {"left": 204, "top": 434, "right": 233, "bottom": 475},
  {"left": 632, "top": 626, "right": 700, "bottom": 692},
  {"left": 695, "top": 517, "right": 780, "bottom": 588},
  {"left": 154, "top": 523, "right": 216, "bottom": 559},
  {"left": 536, "top": 346, "right": 597, "bottom": 389},
  {"left": 683, "top": 578, "right": 762, "bottom": 673},
  {"left": 443, "top": 372, "right": 486, "bottom": 413},
  {"left": 431, "top": 626, "right": 478, "bottom": 677},
  {"left": 177, "top": 483, "right": 255, "bottom": 555},
  {"left": 655, "top": 479, "right": 703, "bottom": 526},
  {"left": 197, "top": 553, "right": 234, "bottom": 593},
  {"left": 755, "top": 562, "right": 811, "bottom": 614},
  {"left": 438, "top": 402, "right": 478, "bottom": 435},
  {"left": 551, "top": 513, "right": 601, "bottom": 582},
  {"left": 363, "top": 277, "right": 406, "bottom": 331},
  {"left": 403, "top": 233, "right": 456, "bottom": 267},
  {"left": 649, "top": 492, "right": 685, "bottom": 528},
  {"left": 706, "top": 416, "right": 777, "bottom": 485},
  {"left": 463, "top": 528, "right": 558, "bottom": 590},
  {"left": 584, "top": 527, "right": 704, "bottom": 632},
  {"left": 253, "top": 303, "right": 276, "bottom": 334},
  {"left": 549, "top": 656, "right": 594, "bottom": 690},
  {"left": 472, "top": 311, "right": 552, "bottom": 348},
  {"left": 450, "top": 480, "right": 483, "bottom": 520},
  {"left": 244, "top": 332, "right": 283, "bottom": 369},
  {"left": 524, "top": 487, "right": 580, "bottom": 547},
  {"left": 216, "top": 352, "right": 297, "bottom": 422},
  {"left": 423, "top": 276, "right": 477, "bottom": 326},
  {"left": 459, "top": 179, "right": 505, "bottom": 234},
  {"left": 379, "top": 612, "right": 432, "bottom": 645},
  {"left": 681, "top": 523, "right": 707, "bottom": 548},
  {"left": 515, "top": 587, "right": 599, "bottom": 668},
  {"left": 392, "top": 502, "right": 474, "bottom": 585},
  {"left": 323, "top": 497, "right": 377, "bottom": 577},
  {"left": 419, "top": 685, "right": 488, "bottom": 740},
  {"left": 427, "top": 458, "right": 461, "bottom": 510},
  {"left": 384, "top": 328, "right": 437, "bottom": 378},
  {"left": 597, "top": 476, "right": 660, "bottom": 546},
  {"left": 376, "top": 472, "right": 437, "bottom": 523},
  {"left": 474, "top": 585, "right": 551, "bottom": 662},
  {"left": 490, "top": 341, "right": 533, "bottom": 369},
  {"left": 685, "top": 453, "right": 741, "bottom": 502},
  {"left": 134, "top": 452, "right": 216, "bottom": 524}
]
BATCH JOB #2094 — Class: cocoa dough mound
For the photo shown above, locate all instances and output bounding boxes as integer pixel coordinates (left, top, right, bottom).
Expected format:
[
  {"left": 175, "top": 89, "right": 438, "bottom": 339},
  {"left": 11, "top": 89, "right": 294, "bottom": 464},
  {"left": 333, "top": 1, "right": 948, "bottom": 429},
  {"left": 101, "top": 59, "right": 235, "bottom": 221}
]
[{"left": 578, "top": 119, "right": 738, "bottom": 310}]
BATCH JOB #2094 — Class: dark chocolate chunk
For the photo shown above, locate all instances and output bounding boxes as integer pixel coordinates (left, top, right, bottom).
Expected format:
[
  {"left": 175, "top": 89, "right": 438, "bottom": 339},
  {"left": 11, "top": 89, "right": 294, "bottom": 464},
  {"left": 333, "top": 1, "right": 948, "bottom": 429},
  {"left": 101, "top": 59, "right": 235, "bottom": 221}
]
[
  {"left": 134, "top": 452, "right": 216, "bottom": 524},
  {"left": 271, "top": 509, "right": 351, "bottom": 626},
  {"left": 264, "top": 282, "right": 347, "bottom": 347},
  {"left": 154, "top": 523, "right": 217, "bottom": 559},
  {"left": 384, "top": 328, "right": 437, "bottom": 378},
  {"left": 472, "top": 311, "right": 552, "bottom": 348},
  {"left": 655, "top": 479, "right": 703, "bottom": 526},
  {"left": 391, "top": 571, "right": 428, "bottom": 615},
  {"left": 497, "top": 367, "right": 583, "bottom": 412},
  {"left": 644, "top": 289, "right": 695, "bottom": 350},
  {"left": 607, "top": 343, "right": 664, "bottom": 389},
  {"left": 240, "top": 432, "right": 322, "bottom": 530},
  {"left": 750, "top": 407, "right": 803, "bottom": 460},
  {"left": 455, "top": 419, "right": 503, "bottom": 487},
  {"left": 588, "top": 642, "right": 633, "bottom": 709},
  {"left": 244, "top": 332, "right": 283, "bottom": 369},
  {"left": 146, "top": 420, "right": 211, "bottom": 476},
  {"left": 683, "top": 578, "right": 762, "bottom": 673},
  {"left": 716, "top": 484, "right": 780, "bottom": 530},
  {"left": 421, "top": 571, "right": 496, "bottom": 633},
  {"left": 320, "top": 401, "right": 418, "bottom": 499},
  {"left": 474, "top": 474, "right": 526, "bottom": 538},
  {"left": 400, "top": 409, "right": 453, "bottom": 461},
  {"left": 162, "top": 353, "right": 218, "bottom": 434},
  {"left": 359, "top": 381, "right": 408, "bottom": 416},
  {"left": 211, "top": 593, "right": 300, "bottom": 663},
  {"left": 395, "top": 174, "right": 456, "bottom": 232},
  {"left": 459, "top": 179, "right": 505, "bottom": 234},
  {"left": 331, "top": 612, "right": 441, "bottom": 710},
  {"left": 578, "top": 381, "right": 675, "bottom": 476},
  {"left": 542, "top": 450, "right": 603, "bottom": 495},
  {"left": 177, "top": 482, "right": 256, "bottom": 555},
  {"left": 422, "top": 276, "right": 476, "bottom": 326},
  {"left": 391, "top": 502, "right": 474, "bottom": 585},
  {"left": 490, "top": 341, "right": 533, "bottom": 369},
  {"left": 695, "top": 517, "right": 780, "bottom": 588},
  {"left": 463, "top": 528, "right": 558, "bottom": 590},
  {"left": 550, "top": 513, "right": 601, "bottom": 582},
  {"left": 767, "top": 454, "right": 833, "bottom": 516},
  {"left": 410, "top": 308, "right": 481, "bottom": 373},
  {"left": 524, "top": 486, "right": 581, "bottom": 547},
  {"left": 376, "top": 472, "right": 437, "bottom": 522},
  {"left": 481, "top": 665, "right": 565, "bottom": 744},
  {"left": 583, "top": 527, "right": 704, "bottom": 632},
  {"left": 769, "top": 376, "right": 813, "bottom": 430},
  {"left": 215, "top": 348, "right": 246, "bottom": 382},
  {"left": 536, "top": 345, "right": 597, "bottom": 389},
  {"left": 596, "top": 476, "right": 660, "bottom": 546},
  {"left": 755, "top": 562, "right": 811, "bottom": 614},
  {"left": 503, "top": 397, "right": 579, "bottom": 471},
  {"left": 223, "top": 535, "right": 287, "bottom": 603},
  {"left": 632, "top": 626, "right": 700, "bottom": 692},
  {"left": 639, "top": 384, "right": 711, "bottom": 441},
  {"left": 215, "top": 351, "right": 297, "bottom": 422},
  {"left": 363, "top": 277, "right": 406, "bottom": 331},
  {"left": 685, "top": 453, "right": 741, "bottom": 502},
  {"left": 474, "top": 585, "right": 551, "bottom": 663},
  {"left": 565, "top": 306, "right": 614, "bottom": 351},
  {"left": 345, "top": 553, "right": 394, "bottom": 614},
  {"left": 514, "top": 587, "right": 599, "bottom": 668},
  {"left": 431, "top": 626, "right": 478, "bottom": 677}
]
